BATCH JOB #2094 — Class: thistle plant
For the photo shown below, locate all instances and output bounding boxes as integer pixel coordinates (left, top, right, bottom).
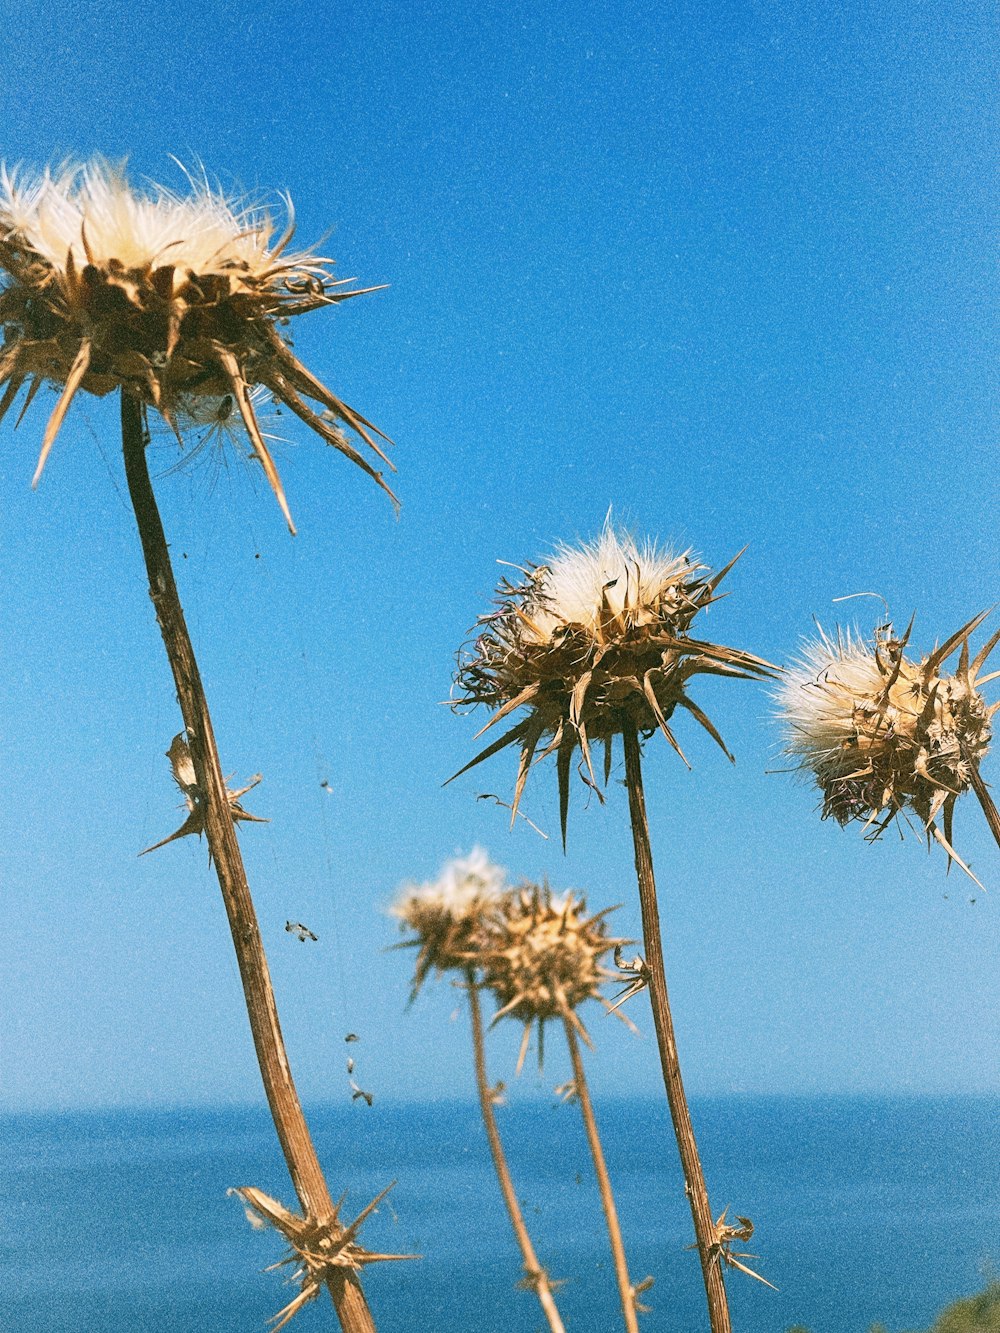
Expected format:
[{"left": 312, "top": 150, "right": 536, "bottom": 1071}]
[
  {"left": 0, "top": 160, "right": 395, "bottom": 531},
  {"left": 0, "top": 160, "right": 398, "bottom": 1333},
  {"left": 392, "top": 850, "right": 568, "bottom": 1333},
  {"left": 451, "top": 521, "right": 776, "bottom": 1333},
  {"left": 479, "top": 882, "right": 648, "bottom": 1333},
  {"left": 776, "top": 612, "right": 1000, "bottom": 880}
]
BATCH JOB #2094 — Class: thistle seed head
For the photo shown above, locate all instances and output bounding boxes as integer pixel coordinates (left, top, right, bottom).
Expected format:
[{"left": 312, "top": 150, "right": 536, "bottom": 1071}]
[
  {"left": 479, "top": 883, "right": 629, "bottom": 1071},
  {"left": 0, "top": 160, "right": 395, "bottom": 532},
  {"left": 776, "top": 612, "right": 1000, "bottom": 877},
  {"left": 392, "top": 847, "right": 507, "bottom": 996},
  {"left": 451, "top": 520, "right": 774, "bottom": 843}
]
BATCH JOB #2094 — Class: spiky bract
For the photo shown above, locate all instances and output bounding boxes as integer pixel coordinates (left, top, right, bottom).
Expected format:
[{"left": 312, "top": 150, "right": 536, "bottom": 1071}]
[
  {"left": 392, "top": 847, "right": 507, "bottom": 997},
  {"left": 0, "top": 160, "right": 395, "bottom": 532},
  {"left": 139, "top": 732, "right": 266, "bottom": 856},
  {"left": 451, "top": 522, "right": 774, "bottom": 842},
  {"left": 233, "top": 1184, "right": 415, "bottom": 1331},
  {"left": 776, "top": 612, "right": 1000, "bottom": 876},
  {"left": 480, "top": 883, "right": 629, "bottom": 1071}
]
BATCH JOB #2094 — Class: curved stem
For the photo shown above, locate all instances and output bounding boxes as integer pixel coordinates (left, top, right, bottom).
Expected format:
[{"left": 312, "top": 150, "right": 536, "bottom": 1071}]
[
  {"left": 622, "top": 724, "right": 731, "bottom": 1333},
  {"left": 969, "top": 762, "right": 1000, "bottom": 852},
  {"left": 120, "top": 391, "right": 375, "bottom": 1333},
  {"left": 561, "top": 1012, "right": 639, "bottom": 1333},
  {"left": 466, "top": 971, "right": 566, "bottom": 1333}
]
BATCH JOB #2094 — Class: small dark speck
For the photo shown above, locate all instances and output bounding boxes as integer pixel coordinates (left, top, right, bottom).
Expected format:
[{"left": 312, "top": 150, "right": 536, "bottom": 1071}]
[{"left": 345, "top": 1033, "right": 359, "bottom": 1043}]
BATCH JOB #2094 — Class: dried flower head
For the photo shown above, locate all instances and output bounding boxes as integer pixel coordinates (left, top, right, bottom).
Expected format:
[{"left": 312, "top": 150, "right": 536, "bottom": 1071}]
[
  {"left": 451, "top": 521, "right": 774, "bottom": 841},
  {"left": 392, "top": 847, "right": 508, "bottom": 997},
  {"left": 232, "top": 1184, "right": 416, "bottom": 1331},
  {"left": 0, "top": 159, "right": 395, "bottom": 532},
  {"left": 776, "top": 612, "right": 1000, "bottom": 880},
  {"left": 479, "top": 883, "right": 631, "bottom": 1072}
]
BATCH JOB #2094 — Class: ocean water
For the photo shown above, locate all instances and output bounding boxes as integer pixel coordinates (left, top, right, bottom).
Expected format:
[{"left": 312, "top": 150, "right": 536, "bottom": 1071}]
[{"left": 3, "top": 1096, "right": 999, "bottom": 1333}]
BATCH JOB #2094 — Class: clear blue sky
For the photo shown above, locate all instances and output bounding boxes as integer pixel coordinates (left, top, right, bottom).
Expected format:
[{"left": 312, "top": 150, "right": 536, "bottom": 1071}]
[{"left": 0, "top": 0, "right": 997, "bottom": 1112}]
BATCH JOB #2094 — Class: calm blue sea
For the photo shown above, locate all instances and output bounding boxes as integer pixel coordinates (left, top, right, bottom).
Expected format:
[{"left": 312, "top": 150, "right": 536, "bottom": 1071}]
[{"left": 3, "top": 1096, "right": 999, "bottom": 1333}]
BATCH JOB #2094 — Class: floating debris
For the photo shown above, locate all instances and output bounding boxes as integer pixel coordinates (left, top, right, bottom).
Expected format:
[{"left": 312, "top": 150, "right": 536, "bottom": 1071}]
[
  {"left": 285, "top": 921, "right": 318, "bottom": 943},
  {"left": 350, "top": 1080, "right": 374, "bottom": 1108}
]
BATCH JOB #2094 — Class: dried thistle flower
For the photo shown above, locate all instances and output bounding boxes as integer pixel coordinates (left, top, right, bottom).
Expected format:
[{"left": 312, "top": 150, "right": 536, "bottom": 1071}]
[
  {"left": 776, "top": 612, "right": 1000, "bottom": 879},
  {"left": 451, "top": 520, "right": 774, "bottom": 842},
  {"left": 479, "top": 883, "right": 631, "bottom": 1073},
  {"left": 391, "top": 847, "right": 507, "bottom": 997},
  {"left": 0, "top": 159, "right": 395, "bottom": 532}
]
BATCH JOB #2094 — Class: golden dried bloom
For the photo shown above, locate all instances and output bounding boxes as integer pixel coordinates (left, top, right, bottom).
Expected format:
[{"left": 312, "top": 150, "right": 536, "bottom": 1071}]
[
  {"left": 479, "top": 883, "right": 630, "bottom": 1072},
  {"left": 0, "top": 160, "right": 395, "bottom": 533},
  {"left": 451, "top": 521, "right": 774, "bottom": 842},
  {"left": 392, "top": 847, "right": 508, "bottom": 997},
  {"left": 776, "top": 612, "right": 1000, "bottom": 879}
]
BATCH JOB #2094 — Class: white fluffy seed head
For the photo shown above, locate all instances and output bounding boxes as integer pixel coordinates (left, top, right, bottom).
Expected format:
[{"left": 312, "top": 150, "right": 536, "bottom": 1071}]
[
  {"left": 776, "top": 629, "right": 889, "bottom": 781},
  {"left": 522, "top": 522, "right": 698, "bottom": 644},
  {"left": 0, "top": 161, "right": 304, "bottom": 287},
  {"left": 0, "top": 157, "right": 396, "bottom": 530},
  {"left": 392, "top": 848, "right": 508, "bottom": 994},
  {"left": 155, "top": 387, "right": 289, "bottom": 487},
  {"left": 453, "top": 518, "right": 772, "bottom": 842},
  {"left": 168, "top": 384, "right": 280, "bottom": 451},
  {"left": 392, "top": 847, "right": 507, "bottom": 926},
  {"left": 774, "top": 619, "right": 995, "bottom": 858}
]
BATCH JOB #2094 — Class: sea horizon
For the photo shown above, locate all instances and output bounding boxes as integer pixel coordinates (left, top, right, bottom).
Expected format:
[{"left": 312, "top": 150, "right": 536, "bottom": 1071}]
[{"left": 5, "top": 1085, "right": 1000, "bottom": 1118}]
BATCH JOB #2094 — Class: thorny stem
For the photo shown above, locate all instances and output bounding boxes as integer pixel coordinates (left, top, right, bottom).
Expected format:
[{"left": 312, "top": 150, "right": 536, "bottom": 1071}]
[
  {"left": 622, "top": 724, "right": 732, "bottom": 1333},
  {"left": 120, "top": 391, "right": 375, "bottom": 1333},
  {"left": 561, "top": 1013, "right": 640, "bottom": 1333},
  {"left": 466, "top": 970, "right": 567, "bottom": 1333},
  {"left": 968, "top": 762, "right": 1000, "bottom": 854}
]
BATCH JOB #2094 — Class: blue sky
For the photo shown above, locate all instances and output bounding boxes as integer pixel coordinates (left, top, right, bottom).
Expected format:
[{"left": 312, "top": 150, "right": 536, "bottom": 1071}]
[{"left": 0, "top": 0, "right": 997, "bottom": 1113}]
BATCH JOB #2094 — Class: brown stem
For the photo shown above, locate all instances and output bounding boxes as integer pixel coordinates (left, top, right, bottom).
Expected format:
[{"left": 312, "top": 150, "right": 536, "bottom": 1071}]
[
  {"left": 622, "top": 724, "right": 731, "bottom": 1333},
  {"left": 466, "top": 972, "right": 567, "bottom": 1333},
  {"left": 120, "top": 391, "right": 375, "bottom": 1333},
  {"left": 561, "top": 1012, "right": 639, "bottom": 1333},
  {"left": 969, "top": 762, "right": 1000, "bottom": 853}
]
